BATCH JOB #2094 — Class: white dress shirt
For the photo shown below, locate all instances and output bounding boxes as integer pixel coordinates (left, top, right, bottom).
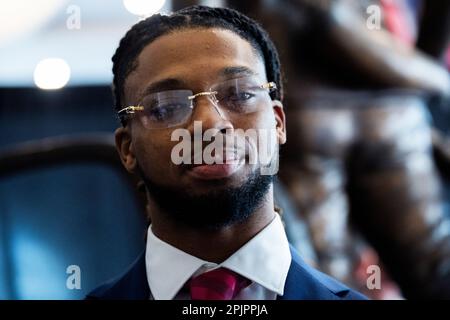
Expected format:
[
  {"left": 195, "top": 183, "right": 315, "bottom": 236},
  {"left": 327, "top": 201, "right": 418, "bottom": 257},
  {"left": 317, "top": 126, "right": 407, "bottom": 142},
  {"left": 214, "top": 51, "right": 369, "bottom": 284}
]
[{"left": 145, "top": 213, "right": 292, "bottom": 300}]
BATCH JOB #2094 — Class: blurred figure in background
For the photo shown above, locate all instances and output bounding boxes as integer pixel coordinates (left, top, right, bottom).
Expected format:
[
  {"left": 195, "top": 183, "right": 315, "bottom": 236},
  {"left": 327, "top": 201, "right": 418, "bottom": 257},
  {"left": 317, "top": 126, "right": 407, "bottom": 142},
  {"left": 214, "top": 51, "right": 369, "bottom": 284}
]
[{"left": 226, "top": 0, "right": 450, "bottom": 299}]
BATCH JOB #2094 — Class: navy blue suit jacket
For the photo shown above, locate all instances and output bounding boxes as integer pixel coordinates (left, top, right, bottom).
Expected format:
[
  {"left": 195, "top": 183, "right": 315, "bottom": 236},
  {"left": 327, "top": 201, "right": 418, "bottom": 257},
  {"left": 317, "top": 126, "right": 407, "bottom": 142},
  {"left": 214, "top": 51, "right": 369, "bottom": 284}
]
[{"left": 87, "top": 246, "right": 367, "bottom": 300}]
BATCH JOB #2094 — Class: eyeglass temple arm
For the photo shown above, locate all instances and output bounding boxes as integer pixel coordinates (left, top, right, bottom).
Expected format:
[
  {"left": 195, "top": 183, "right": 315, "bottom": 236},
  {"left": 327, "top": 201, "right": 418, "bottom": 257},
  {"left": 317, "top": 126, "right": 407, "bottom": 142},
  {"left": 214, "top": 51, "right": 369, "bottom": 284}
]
[
  {"left": 117, "top": 105, "right": 144, "bottom": 115},
  {"left": 262, "top": 82, "right": 277, "bottom": 91}
]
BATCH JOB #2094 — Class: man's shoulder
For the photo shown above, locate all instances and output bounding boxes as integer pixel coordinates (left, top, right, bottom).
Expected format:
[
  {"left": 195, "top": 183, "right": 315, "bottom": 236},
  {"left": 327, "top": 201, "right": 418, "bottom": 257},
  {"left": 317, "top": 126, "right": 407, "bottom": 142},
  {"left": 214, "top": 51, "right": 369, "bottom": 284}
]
[
  {"left": 86, "top": 252, "right": 149, "bottom": 300},
  {"left": 283, "top": 245, "right": 368, "bottom": 300}
]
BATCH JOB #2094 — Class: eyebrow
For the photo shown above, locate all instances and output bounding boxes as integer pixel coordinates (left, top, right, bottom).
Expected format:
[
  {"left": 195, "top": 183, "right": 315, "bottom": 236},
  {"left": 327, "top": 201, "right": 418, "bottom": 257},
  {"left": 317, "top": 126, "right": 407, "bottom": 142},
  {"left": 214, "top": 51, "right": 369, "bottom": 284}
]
[
  {"left": 219, "top": 66, "right": 257, "bottom": 78},
  {"left": 141, "top": 78, "right": 188, "bottom": 97},
  {"left": 139, "top": 66, "right": 257, "bottom": 98}
]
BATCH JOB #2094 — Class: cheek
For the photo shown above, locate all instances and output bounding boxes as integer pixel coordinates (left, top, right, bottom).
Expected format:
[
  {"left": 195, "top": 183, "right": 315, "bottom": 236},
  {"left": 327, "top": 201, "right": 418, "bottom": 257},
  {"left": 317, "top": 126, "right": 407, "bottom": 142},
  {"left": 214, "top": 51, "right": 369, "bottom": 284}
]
[
  {"left": 133, "top": 131, "right": 177, "bottom": 181},
  {"left": 234, "top": 110, "right": 278, "bottom": 161},
  {"left": 241, "top": 108, "right": 276, "bottom": 131}
]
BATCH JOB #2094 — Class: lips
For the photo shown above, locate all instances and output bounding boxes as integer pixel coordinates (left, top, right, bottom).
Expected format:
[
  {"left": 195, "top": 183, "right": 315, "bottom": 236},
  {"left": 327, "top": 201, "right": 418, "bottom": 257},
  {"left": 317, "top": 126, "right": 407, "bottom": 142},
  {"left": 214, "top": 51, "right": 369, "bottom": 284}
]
[
  {"left": 185, "top": 150, "right": 243, "bottom": 180},
  {"left": 188, "top": 160, "right": 242, "bottom": 180}
]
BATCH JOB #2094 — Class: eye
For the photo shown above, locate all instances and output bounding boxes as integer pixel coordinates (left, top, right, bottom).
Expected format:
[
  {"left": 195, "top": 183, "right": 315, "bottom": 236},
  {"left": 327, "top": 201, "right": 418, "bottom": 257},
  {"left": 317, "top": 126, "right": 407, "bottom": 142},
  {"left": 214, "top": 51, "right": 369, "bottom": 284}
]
[
  {"left": 223, "top": 90, "right": 255, "bottom": 108},
  {"left": 222, "top": 86, "right": 256, "bottom": 102},
  {"left": 148, "top": 107, "right": 169, "bottom": 121},
  {"left": 231, "top": 91, "right": 254, "bottom": 101},
  {"left": 145, "top": 103, "right": 185, "bottom": 121}
]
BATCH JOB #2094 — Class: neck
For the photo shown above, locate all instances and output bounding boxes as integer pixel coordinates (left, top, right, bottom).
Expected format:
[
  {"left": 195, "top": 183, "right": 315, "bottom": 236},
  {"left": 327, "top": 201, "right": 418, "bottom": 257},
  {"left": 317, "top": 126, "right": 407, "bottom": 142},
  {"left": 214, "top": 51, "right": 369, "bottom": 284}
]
[{"left": 148, "top": 185, "right": 276, "bottom": 263}]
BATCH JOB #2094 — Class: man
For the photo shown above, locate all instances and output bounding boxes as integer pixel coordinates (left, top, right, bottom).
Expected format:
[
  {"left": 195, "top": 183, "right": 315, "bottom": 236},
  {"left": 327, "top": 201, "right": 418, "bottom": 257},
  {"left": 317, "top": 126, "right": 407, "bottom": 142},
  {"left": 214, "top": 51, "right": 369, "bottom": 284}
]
[{"left": 87, "top": 5, "right": 366, "bottom": 300}]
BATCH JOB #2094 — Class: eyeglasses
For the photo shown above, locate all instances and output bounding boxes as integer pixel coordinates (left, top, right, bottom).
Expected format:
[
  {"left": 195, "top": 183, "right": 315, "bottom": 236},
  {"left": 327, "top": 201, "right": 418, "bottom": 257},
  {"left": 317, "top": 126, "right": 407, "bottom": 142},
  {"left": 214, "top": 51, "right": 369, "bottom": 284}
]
[{"left": 118, "top": 76, "right": 277, "bottom": 129}]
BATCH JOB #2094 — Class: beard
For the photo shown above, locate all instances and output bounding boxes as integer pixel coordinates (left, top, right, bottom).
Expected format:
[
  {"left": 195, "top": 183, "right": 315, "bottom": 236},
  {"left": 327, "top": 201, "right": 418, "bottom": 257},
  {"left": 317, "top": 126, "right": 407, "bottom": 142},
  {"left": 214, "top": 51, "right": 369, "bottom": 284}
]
[{"left": 138, "top": 165, "right": 273, "bottom": 230}]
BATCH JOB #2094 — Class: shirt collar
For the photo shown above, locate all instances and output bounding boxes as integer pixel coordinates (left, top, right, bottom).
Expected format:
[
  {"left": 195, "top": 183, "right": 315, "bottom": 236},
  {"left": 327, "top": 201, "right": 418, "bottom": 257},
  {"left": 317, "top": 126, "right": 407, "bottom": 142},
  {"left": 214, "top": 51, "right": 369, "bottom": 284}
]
[
  {"left": 221, "top": 214, "right": 291, "bottom": 295},
  {"left": 145, "top": 214, "right": 291, "bottom": 300}
]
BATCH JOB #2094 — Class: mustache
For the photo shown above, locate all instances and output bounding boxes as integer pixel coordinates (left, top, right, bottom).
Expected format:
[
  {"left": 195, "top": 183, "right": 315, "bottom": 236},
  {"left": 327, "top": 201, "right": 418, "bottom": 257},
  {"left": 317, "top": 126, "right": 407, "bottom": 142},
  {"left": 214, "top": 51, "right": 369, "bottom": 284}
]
[{"left": 186, "top": 132, "right": 254, "bottom": 166}]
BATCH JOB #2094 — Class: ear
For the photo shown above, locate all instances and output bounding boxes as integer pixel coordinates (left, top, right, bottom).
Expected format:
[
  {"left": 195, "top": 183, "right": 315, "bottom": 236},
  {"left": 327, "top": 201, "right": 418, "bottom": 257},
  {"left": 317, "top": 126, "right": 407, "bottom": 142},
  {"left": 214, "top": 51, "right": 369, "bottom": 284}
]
[
  {"left": 115, "top": 126, "right": 137, "bottom": 174},
  {"left": 272, "top": 100, "right": 287, "bottom": 145}
]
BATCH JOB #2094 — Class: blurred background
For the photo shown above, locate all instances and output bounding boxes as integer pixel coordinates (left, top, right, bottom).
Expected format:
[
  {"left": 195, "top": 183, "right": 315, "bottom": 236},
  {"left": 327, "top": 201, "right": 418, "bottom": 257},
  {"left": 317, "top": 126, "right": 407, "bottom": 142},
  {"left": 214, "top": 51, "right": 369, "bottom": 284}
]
[{"left": 0, "top": 0, "right": 449, "bottom": 299}]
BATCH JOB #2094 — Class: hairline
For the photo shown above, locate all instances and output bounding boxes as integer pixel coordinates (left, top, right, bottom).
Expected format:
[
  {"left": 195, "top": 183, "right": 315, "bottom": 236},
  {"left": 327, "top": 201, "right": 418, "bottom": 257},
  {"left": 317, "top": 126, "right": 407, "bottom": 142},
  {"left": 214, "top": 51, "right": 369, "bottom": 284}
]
[{"left": 123, "top": 26, "right": 268, "bottom": 103}]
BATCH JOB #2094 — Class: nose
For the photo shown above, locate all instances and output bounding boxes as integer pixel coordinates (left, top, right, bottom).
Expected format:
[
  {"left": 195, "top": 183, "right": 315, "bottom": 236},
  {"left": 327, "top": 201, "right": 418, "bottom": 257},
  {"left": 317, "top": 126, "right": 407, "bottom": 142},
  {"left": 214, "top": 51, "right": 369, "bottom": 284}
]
[{"left": 188, "top": 94, "right": 234, "bottom": 134}]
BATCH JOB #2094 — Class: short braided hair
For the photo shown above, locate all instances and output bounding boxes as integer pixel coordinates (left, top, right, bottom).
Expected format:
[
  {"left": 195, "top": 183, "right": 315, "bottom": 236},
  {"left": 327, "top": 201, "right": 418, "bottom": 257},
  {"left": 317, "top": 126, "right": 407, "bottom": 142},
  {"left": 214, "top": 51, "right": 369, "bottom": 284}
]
[{"left": 112, "top": 5, "right": 283, "bottom": 121}]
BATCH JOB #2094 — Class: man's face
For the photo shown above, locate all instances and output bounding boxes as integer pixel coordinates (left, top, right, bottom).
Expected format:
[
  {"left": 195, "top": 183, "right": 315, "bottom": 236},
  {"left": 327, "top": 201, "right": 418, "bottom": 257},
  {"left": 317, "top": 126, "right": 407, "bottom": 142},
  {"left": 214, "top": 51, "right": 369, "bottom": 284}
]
[{"left": 116, "top": 28, "right": 286, "bottom": 228}]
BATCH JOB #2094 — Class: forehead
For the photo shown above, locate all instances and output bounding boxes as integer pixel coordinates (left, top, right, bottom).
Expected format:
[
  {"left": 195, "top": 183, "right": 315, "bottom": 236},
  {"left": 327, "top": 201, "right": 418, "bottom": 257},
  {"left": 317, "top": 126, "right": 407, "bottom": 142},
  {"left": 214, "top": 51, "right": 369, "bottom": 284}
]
[{"left": 124, "top": 28, "right": 267, "bottom": 102}]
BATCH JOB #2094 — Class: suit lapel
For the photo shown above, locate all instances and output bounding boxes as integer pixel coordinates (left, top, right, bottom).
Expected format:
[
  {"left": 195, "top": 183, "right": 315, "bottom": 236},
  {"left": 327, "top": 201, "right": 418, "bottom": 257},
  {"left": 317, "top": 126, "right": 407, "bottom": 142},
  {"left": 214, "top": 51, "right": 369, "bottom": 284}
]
[
  {"left": 277, "top": 246, "right": 310, "bottom": 300},
  {"left": 277, "top": 246, "right": 341, "bottom": 300}
]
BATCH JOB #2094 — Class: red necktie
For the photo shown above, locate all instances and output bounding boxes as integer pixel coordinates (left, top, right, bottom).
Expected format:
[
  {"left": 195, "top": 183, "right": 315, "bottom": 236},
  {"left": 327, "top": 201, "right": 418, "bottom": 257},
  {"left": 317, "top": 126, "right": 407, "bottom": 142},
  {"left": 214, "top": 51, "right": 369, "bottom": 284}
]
[{"left": 189, "top": 268, "right": 251, "bottom": 300}]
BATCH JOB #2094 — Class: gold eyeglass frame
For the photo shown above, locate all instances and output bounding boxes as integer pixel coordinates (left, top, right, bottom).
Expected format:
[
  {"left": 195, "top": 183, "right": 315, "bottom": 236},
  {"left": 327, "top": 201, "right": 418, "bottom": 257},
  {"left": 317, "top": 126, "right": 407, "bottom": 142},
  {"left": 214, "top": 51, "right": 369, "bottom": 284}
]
[{"left": 117, "top": 81, "right": 277, "bottom": 117}]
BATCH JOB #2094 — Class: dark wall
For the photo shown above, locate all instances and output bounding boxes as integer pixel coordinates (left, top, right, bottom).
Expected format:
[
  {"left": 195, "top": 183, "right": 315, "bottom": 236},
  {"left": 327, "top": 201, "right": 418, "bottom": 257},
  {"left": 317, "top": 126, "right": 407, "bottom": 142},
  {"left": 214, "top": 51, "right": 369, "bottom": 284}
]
[{"left": 0, "top": 86, "right": 146, "bottom": 299}]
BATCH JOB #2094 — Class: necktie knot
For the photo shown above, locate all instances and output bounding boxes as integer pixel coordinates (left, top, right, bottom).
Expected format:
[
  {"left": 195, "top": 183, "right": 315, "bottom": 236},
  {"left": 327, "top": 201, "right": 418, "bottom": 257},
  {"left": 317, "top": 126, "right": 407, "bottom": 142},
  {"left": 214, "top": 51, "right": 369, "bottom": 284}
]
[{"left": 189, "top": 267, "right": 251, "bottom": 300}]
